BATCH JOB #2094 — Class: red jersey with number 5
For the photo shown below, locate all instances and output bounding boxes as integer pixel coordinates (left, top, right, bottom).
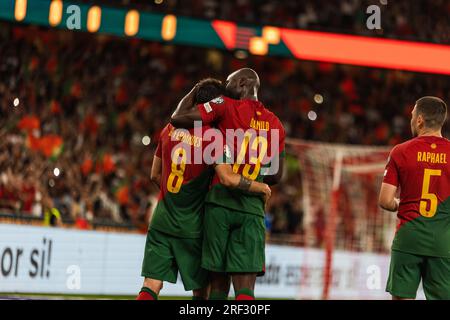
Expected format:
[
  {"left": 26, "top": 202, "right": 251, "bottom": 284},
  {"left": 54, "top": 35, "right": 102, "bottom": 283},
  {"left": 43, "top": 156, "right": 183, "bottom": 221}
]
[
  {"left": 198, "top": 95, "right": 286, "bottom": 217},
  {"left": 383, "top": 135, "right": 450, "bottom": 257}
]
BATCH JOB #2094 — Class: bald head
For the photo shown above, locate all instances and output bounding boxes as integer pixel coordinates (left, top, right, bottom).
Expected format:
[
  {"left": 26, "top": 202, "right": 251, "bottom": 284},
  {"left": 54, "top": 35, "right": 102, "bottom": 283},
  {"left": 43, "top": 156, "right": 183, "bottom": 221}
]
[{"left": 225, "top": 68, "right": 260, "bottom": 100}]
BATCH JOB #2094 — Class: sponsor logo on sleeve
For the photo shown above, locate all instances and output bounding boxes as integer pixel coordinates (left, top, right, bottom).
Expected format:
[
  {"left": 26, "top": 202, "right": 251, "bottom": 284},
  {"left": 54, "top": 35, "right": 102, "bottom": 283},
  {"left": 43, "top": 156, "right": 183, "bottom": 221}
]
[{"left": 211, "top": 96, "right": 224, "bottom": 104}]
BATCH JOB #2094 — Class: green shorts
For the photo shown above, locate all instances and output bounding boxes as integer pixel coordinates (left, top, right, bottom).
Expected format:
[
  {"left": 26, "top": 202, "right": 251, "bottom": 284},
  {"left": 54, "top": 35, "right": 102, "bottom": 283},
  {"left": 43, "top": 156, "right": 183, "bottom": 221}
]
[
  {"left": 386, "top": 250, "right": 450, "bottom": 300},
  {"left": 201, "top": 204, "right": 265, "bottom": 273},
  {"left": 141, "top": 228, "right": 208, "bottom": 291}
]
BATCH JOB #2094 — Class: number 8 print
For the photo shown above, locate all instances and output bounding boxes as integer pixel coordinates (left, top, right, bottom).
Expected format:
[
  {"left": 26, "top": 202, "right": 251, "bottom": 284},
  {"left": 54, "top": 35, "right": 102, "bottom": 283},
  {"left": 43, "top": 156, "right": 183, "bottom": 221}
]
[{"left": 167, "top": 147, "right": 187, "bottom": 193}]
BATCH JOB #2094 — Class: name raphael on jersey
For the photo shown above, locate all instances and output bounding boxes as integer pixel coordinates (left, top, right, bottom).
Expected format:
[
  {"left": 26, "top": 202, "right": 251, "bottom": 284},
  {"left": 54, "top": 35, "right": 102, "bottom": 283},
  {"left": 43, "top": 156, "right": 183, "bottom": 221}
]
[{"left": 417, "top": 150, "right": 447, "bottom": 164}]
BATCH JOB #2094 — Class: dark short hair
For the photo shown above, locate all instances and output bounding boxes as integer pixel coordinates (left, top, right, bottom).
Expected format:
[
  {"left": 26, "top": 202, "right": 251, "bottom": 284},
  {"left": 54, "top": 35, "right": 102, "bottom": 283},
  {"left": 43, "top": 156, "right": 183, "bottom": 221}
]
[
  {"left": 195, "top": 78, "right": 224, "bottom": 104},
  {"left": 416, "top": 96, "right": 447, "bottom": 129}
]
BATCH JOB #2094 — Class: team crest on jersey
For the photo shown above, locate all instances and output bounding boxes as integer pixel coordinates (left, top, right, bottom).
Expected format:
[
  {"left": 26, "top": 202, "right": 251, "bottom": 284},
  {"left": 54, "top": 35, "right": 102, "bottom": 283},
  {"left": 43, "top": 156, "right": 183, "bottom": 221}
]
[{"left": 211, "top": 96, "right": 224, "bottom": 104}]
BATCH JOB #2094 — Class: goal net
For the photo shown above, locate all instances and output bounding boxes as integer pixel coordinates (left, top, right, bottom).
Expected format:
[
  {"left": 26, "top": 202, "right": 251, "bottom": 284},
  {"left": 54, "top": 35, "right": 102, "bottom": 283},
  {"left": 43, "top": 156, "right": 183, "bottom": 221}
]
[{"left": 285, "top": 138, "right": 397, "bottom": 299}]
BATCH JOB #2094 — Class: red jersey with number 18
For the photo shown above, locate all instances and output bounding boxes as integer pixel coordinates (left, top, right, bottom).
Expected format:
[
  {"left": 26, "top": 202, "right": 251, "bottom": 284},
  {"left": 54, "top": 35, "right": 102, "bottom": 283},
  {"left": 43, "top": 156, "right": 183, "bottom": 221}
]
[{"left": 383, "top": 135, "right": 450, "bottom": 258}]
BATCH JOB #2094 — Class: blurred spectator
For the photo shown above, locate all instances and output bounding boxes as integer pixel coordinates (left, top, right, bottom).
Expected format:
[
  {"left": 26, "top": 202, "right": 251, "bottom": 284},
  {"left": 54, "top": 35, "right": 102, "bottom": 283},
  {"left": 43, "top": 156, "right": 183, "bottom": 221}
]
[
  {"left": 42, "top": 195, "right": 63, "bottom": 227},
  {"left": 0, "top": 21, "right": 448, "bottom": 243}
]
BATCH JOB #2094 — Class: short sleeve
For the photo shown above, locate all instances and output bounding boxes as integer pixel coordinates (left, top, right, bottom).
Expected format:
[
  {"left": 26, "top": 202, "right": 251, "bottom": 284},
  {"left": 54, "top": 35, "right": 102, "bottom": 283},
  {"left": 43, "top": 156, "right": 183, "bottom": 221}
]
[
  {"left": 383, "top": 148, "right": 399, "bottom": 187},
  {"left": 155, "top": 140, "right": 162, "bottom": 158},
  {"left": 268, "top": 117, "right": 286, "bottom": 159},
  {"left": 154, "top": 127, "right": 165, "bottom": 158},
  {"left": 197, "top": 96, "right": 228, "bottom": 125}
]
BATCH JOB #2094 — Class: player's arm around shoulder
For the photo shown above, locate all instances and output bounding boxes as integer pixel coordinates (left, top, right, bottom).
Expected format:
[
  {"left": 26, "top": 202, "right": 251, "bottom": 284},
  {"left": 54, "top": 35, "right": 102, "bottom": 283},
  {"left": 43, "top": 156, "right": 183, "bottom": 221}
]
[
  {"left": 214, "top": 164, "right": 272, "bottom": 204},
  {"left": 170, "top": 85, "right": 201, "bottom": 128},
  {"left": 378, "top": 145, "right": 401, "bottom": 212},
  {"left": 171, "top": 80, "right": 229, "bottom": 128}
]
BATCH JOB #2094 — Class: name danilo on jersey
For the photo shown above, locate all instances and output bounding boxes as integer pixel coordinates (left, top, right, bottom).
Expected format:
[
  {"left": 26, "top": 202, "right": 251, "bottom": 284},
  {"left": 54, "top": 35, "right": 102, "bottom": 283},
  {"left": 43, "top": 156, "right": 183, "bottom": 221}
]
[{"left": 250, "top": 117, "right": 270, "bottom": 131}]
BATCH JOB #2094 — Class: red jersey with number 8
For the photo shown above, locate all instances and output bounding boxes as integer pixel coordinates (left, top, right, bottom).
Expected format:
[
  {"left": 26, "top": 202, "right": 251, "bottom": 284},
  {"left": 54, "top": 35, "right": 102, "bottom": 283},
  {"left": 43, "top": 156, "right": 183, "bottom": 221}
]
[
  {"left": 383, "top": 135, "right": 450, "bottom": 257},
  {"left": 150, "top": 124, "right": 218, "bottom": 238}
]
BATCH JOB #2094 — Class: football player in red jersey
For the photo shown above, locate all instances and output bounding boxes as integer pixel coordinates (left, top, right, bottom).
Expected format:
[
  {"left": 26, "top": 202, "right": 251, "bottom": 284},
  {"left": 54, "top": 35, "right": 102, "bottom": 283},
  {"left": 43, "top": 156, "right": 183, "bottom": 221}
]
[
  {"left": 137, "top": 78, "right": 271, "bottom": 300},
  {"left": 171, "top": 69, "right": 286, "bottom": 300},
  {"left": 379, "top": 96, "right": 450, "bottom": 300}
]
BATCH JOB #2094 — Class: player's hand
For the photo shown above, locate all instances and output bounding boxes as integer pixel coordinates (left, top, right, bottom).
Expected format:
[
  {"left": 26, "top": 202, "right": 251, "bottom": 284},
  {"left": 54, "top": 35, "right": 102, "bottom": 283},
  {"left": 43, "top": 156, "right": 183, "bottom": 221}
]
[{"left": 192, "top": 82, "right": 203, "bottom": 93}]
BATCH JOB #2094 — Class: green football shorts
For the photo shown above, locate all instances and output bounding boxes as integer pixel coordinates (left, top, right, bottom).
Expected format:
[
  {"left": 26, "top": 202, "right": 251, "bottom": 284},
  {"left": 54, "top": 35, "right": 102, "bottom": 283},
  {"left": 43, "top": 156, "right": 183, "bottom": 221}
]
[
  {"left": 141, "top": 228, "right": 208, "bottom": 291},
  {"left": 386, "top": 249, "right": 450, "bottom": 300},
  {"left": 201, "top": 204, "right": 265, "bottom": 273}
]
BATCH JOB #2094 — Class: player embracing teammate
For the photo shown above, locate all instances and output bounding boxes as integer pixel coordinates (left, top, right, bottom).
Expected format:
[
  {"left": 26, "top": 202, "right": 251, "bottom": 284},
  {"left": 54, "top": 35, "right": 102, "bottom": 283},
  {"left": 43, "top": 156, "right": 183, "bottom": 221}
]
[
  {"left": 172, "top": 68, "right": 286, "bottom": 300},
  {"left": 137, "top": 76, "right": 273, "bottom": 300}
]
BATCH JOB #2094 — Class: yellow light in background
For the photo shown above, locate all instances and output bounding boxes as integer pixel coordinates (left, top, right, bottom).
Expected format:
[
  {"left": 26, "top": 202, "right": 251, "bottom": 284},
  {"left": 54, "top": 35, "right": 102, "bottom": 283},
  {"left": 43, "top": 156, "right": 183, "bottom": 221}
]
[
  {"left": 234, "top": 50, "right": 248, "bottom": 60},
  {"left": 125, "top": 10, "right": 140, "bottom": 36},
  {"left": 249, "top": 37, "right": 268, "bottom": 56},
  {"left": 314, "top": 94, "right": 324, "bottom": 104},
  {"left": 262, "top": 26, "right": 280, "bottom": 44},
  {"left": 49, "top": 0, "right": 63, "bottom": 26},
  {"left": 14, "top": 0, "right": 27, "bottom": 21},
  {"left": 161, "top": 15, "right": 177, "bottom": 41},
  {"left": 87, "top": 6, "right": 102, "bottom": 33}
]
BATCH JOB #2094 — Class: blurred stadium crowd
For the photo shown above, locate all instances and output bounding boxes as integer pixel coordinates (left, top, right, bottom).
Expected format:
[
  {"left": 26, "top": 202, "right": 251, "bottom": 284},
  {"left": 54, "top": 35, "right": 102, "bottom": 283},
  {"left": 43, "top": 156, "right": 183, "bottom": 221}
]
[
  {"left": 0, "top": 12, "right": 449, "bottom": 246},
  {"left": 79, "top": 0, "right": 450, "bottom": 44}
]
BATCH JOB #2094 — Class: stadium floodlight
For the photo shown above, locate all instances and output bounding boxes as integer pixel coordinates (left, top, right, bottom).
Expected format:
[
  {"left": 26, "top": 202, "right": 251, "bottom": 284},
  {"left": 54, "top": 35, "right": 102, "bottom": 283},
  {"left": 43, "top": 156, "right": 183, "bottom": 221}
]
[
  {"left": 314, "top": 94, "right": 324, "bottom": 104},
  {"left": 234, "top": 50, "right": 248, "bottom": 59},
  {"left": 161, "top": 14, "right": 177, "bottom": 41},
  {"left": 14, "top": 0, "right": 27, "bottom": 21},
  {"left": 249, "top": 37, "right": 268, "bottom": 56},
  {"left": 142, "top": 136, "right": 151, "bottom": 146},
  {"left": 2, "top": 1, "right": 449, "bottom": 74},
  {"left": 262, "top": 26, "right": 280, "bottom": 45},
  {"left": 125, "top": 10, "right": 140, "bottom": 37},
  {"left": 49, "top": 0, "right": 63, "bottom": 27},
  {"left": 87, "top": 6, "right": 101, "bottom": 33},
  {"left": 307, "top": 111, "right": 318, "bottom": 121}
]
